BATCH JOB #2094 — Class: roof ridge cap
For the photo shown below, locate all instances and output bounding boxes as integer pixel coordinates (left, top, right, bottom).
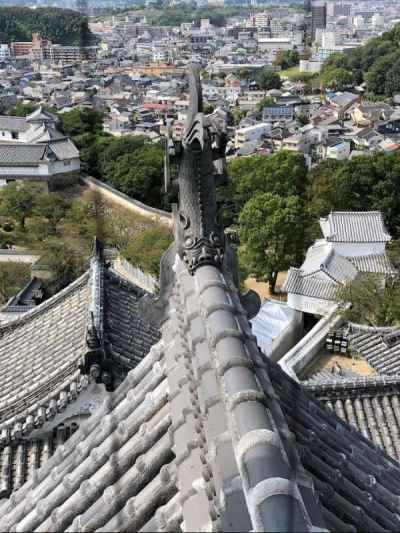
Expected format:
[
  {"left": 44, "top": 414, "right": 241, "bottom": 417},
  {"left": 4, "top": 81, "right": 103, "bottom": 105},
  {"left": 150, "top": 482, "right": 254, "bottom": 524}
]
[
  {"left": 84, "top": 241, "right": 105, "bottom": 355},
  {"left": 189, "top": 265, "right": 323, "bottom": 531}
]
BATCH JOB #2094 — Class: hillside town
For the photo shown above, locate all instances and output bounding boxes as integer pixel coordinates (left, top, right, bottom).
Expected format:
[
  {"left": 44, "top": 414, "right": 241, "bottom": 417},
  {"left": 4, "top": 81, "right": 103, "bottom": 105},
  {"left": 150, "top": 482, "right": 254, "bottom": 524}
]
[
  {"left": 2, "top": 1, "right": 400, "bottom": 161},
  {"left": 2, "top": 1, "right": 400, "bottom": 532}
]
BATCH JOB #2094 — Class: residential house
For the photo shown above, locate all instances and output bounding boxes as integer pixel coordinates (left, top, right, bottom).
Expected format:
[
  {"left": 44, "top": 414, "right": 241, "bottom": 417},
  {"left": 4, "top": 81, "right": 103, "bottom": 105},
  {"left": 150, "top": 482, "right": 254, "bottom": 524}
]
[
  {"left": 326, "top": 91, "right": 360, "bottom": 119},
  {"left": 234, "top": 122, "right": 271, "bottom": 149},
  {"left": 351, "top": 103, "right": 394, "bottom": 127},
  {"left": 262, "top": 105, "right": 295, "bottom": 122},
  {"left": 377, "top": 111, "right": 400, "bottom": 135}
]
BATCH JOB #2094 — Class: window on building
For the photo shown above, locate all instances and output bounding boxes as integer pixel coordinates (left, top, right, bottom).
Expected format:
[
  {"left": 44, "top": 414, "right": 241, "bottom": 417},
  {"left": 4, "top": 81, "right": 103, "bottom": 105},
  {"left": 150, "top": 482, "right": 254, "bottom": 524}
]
[{"left": 11, "top": 132, "right": 18, "bottom": 139}]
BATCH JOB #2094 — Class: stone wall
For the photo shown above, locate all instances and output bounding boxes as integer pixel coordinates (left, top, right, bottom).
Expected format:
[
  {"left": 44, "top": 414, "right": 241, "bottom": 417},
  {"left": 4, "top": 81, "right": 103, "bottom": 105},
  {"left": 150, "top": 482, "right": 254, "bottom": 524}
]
[{"left": 81, "top": 175, "right": 172, "bottom": 227}]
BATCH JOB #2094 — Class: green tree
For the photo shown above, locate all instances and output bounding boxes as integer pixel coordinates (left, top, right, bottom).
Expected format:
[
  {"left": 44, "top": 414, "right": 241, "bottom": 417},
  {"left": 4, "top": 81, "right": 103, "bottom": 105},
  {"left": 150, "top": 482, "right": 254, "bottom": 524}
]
[
  {"left": 237, "top": 68, "right": 250, "bottom": 80},
  {"left": 275, "top": 49, "right": 300, "bottom": 70},
  {"left": 339, "top": 275, "right": 400, "bottom": 326},
  {"left": 365, "top": 53, "right": 398, "bottom": 95},
  {"left": 9, "top": 102, "right": 38, "bottom": 117},
  {"left": 123, "top": 225, "right": 172, "bottom": 277},
  {"left": 0, "top": 7, "right": 93, "bottom": 46},
  {"left": 319, "top": 23, "right": 400, "bottom": 97},
  {"left": 231, "top": 107, "right": 247, "bottom": 125},
  {"left": 224, "top": 151, "right": 308, "bottom": 224},
  {"left": 239, "top": 193, "right": 306, "bottom": 293},
  {"left": 385, "top": 59, "right": 400, "bottom": 96},
  {"left": 256, "top": 96, "right": 276, "bottom": 113},
  {"left": 33, "top": 194, "right": 68, "bottom": 234},
  {"left": 0, "top": 182, "right": 42, "bottom": 229},
  {"left": 308, "top": 152, "right": 400, "bottom": 237},
  {"left": 104, "top": 143, "right": 164, "bottom": 206},
  {"left": 0, "top": 263, "right": 31, "bottom": 305},
  {"left": 39, "top": 237, "right": 88, "bottom": 293},
  {"left": 321, "top": 67, "right": 354, "bottom": 90},
  {"left": 256, "top": 68, "right": 282, "bottom": 91},
  {"left": 58, "top": 107, "right": 104, "bottom": 138}
]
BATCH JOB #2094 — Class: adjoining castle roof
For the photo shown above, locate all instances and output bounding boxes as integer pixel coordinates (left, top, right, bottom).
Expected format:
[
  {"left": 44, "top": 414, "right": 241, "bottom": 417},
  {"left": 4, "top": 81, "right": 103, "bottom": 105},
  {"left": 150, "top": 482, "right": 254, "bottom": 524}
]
[
  {"left": 0, "top": 139, "right": 79, "bottom": 165},
  {"left": 282, "top": 267, "right": 341, "bottom": 301},
  {"left": 349, "top": 253, "right": 397, "bottom": 274},
  {"left": 301, "top": 241, "right": 358, "bottom": 284},
  {"left": 0, "top": 116, "right": 30, "bottom": 133},
  {"left": 348, "top": 325, "right": 400, "bottom": 376},
  {"left": 320, "top": 211, "right": 391, "bottom": 243},
  {"left": 0, "top": 252, "right": 160, "bottom": 452},
  {"left": 304, "top": 373, "right": 400, "bottom": 461},
  {"left": 2, "top": 258, "right": 400, "bottom": 532}
]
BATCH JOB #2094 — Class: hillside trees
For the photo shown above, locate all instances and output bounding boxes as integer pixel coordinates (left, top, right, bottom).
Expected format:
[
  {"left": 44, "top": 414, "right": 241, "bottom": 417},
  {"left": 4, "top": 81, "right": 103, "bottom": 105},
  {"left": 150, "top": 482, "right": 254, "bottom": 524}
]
[
  {"left": 0, "top": 7, "right": 93, "bottom": 45},
  {"left": 320, "top": 24, "right": 400, "bottom": 96},
  {"left": 308, "top": 152, "right": 400, "bottom": 237},
  {"left": 58, "top": 108, "right": 165, "bottom": 208}
]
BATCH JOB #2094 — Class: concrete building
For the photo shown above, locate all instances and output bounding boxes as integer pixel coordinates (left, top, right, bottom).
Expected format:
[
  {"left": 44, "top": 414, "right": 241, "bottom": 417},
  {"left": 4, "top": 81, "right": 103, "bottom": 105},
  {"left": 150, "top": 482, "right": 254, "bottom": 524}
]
[
  {"left": 234, "top": 122, "right": 271, "bottom": 148},
  {"left": 10, "top": 33, "right": 96, "bottom": 63},
  {"left": 257, "top": 37, "right": 293, "bottom": 52},
  {"left": 299, "top": 59, "right": 323, "bottom": 73},
  {"left": 0, "top": 45, "right": 10, "bottom": 59},
  {"left": 311, "top": 1, "right": 327, "bottom": 41},
  {"left": 10, "top": 42, "right": 33, "bottom": 57}
]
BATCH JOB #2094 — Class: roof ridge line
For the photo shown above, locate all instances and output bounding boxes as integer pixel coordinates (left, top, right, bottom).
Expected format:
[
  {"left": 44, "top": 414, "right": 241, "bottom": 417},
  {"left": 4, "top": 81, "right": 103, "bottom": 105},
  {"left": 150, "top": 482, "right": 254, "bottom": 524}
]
[
  {"left": 304, "top": 374, "right": 400, "bottom": 391},
  {"left": 84, "top": 239, "right": 105, "bottom": 358},
  {"left": 190, "top": 264, "right": 325, "bottom": 532},
  {"left": 0, "top": 271, "right": 89, "bottom": 334}
]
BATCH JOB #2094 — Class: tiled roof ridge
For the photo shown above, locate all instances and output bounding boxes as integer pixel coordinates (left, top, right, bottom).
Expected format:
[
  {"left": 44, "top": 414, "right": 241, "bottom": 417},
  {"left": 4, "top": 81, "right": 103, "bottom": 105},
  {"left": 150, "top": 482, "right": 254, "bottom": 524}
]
[
  {"left": 304, "top": 374, "right": 400, "bottom": 394},
  {"left": 0, "top": 115, "right": 27, "bottom": 120},
  {"left": 85, "top": 241, "right": 105, "bottom": 358},
  {"left": 0, "top": 271, "right": 89, "bottom": 335},
  {"left": 329, "top": 210, "right": 383, "bottom": 215},
  {"left": 348, "top": 322, "right": 398, "bottom": 334},
  {"left": 106, "top": 267, "right": 147, "bottom": 297},
  {"left": 167, "top": 259, "right": 326, "bottom": 531}
]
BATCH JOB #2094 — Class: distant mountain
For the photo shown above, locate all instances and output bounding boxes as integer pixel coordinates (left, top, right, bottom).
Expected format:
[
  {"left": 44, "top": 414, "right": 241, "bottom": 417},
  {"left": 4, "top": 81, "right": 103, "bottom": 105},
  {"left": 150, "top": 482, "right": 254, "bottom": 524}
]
[{"left": 0, "top": 6, "right": 93, "bottom": 46}]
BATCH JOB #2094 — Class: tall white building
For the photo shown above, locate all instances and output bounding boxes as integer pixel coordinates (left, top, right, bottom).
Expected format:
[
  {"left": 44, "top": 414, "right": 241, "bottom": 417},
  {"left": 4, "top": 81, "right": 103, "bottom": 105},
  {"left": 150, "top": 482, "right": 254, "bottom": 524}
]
[
  {"left": 0, "top": 44, "right": 10, "bottom": 59},
  {"left": 321, "top": 30, "right": 336, "bottom": 49}
]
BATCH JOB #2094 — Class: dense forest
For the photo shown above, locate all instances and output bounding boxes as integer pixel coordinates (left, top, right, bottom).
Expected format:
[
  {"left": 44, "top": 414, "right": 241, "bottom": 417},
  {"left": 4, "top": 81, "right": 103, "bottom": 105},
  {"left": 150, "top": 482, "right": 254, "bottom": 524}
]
[
  {"left": 321, "top": 23, "right": 400, "bottom": 97},
  {"left": 0, "top": 7, "right": 93, "bottom": 46}
]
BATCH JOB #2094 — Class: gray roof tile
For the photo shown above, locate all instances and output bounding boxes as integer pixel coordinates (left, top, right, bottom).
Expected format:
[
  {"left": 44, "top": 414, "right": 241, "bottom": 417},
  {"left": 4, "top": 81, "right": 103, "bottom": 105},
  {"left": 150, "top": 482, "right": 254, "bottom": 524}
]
[
  {"left": 2, "top": 255, "right": 400, "bottom": 532},
  {"left": 0, "top": 144, "right": 48, "bottom": 165},
  {"left": 283, "top": 268, "right": 341, "bottom": 300},
  {"left": 0, "top": 116, "right": 29, "bottom": 133},
  {"left": 320, "top": 211, "right": 391, "bottom": 243},
  {"left": 348, "top": 325, "right": 400, "bottom": 375}
]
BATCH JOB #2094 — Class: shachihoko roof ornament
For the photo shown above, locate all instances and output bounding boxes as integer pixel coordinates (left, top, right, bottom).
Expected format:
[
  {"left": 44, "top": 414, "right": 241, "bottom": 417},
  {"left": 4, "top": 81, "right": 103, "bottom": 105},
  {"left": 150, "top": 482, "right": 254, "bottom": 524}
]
[{"left": 175, "top": 64, "right": 226, "bottom": 275}]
